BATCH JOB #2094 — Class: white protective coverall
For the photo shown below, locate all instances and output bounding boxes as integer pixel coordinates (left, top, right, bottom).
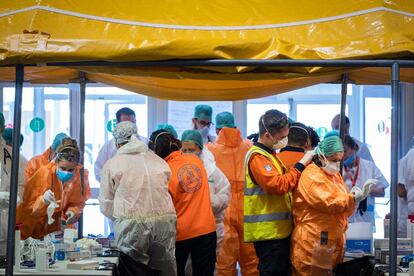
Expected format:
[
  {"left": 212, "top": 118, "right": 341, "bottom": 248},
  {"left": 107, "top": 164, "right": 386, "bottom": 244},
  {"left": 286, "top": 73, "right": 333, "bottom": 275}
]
[
  {"left": 343, "top": 158, "right": 389, "bottom": 227},
  {"left": 0, "top": 140, "right": 27, "bottom": 256},
  {"left": 94, "top": 136, "right": 148, "bottom": 182},
  {"left": 98, "top": 136, "right": 177, "bottom": 276},
  {"left": 95, "top": 135, "right": 148, "bottom": 234},
  {"left": 201, "top": 148, "right": 231, "bottom": 250},
  {"left": 398, "top": 149, "right": 414, "bottom": 237}
]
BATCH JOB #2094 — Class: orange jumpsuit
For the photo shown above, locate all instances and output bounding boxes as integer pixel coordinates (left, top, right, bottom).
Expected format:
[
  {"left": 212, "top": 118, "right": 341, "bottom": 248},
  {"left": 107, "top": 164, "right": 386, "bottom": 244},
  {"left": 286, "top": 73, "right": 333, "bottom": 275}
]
[
  {"left": 207, "top": 128, "right": 259, "bottom": 276},
  {"left": 165, "top": 150, "right": 216, "bottom": 241},
  {"left": 16, "top": 162, "right": 90, "bottom": 240},
  {"left": 277, "top": 146, "right": 305, "bottom": 170},
  {"left": 25, "top": 147, "right": 52, "bottom": 182},
  {"left": 248, "top": 144, "right": 302, "bottom": 196},
  {"left": 290, "top": 163, "right": 355, "bottom": 276}
]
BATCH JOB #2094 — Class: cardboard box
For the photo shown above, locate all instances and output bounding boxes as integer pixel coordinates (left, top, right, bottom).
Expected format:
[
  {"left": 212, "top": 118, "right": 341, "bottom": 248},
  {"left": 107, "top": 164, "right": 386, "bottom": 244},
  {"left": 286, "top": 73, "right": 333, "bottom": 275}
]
[
  {"left": 67, "top": 260, "right": 99, "bottom": 270},
  {"left": 374, "top": 238, "right": 412, "bottom": 250},
  {"left": 53, "top": 243, "right": 78, "bottom": 252},
  {"left": 374, "top": 248, "right": 414, "bottom": 264}
]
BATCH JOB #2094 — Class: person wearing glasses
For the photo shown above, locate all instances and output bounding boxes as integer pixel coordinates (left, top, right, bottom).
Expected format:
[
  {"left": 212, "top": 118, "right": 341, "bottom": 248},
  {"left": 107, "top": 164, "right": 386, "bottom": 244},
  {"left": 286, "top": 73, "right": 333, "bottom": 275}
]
[
  {"left": 25, "top": 132, "right": 69, "bottom": 182},
  {"left": 192, "top": 105, "right": 216, "bottom": 144},
  {"left": 244, "top": 109, "right": 314, "bottom": 276},
  {"left": 17, "top": 137, "right": 90, "bottom": 239}
]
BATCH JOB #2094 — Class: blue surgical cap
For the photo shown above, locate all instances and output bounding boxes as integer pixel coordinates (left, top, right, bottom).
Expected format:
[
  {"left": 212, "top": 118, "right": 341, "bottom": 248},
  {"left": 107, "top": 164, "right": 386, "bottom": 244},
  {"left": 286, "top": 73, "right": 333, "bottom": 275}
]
[{"left": 51, "top": 133, "right": 69, "bottom": 151}]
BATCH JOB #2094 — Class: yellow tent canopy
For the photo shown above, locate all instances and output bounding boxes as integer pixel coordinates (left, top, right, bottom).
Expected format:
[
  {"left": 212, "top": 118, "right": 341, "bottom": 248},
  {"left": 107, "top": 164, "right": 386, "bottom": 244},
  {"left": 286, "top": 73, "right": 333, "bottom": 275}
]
[
  {"left": 1, "top": 66, "right": 414, "bottom": 100},
  {"left": 1, "top": 1, "right": 413, "bottom": 99}
]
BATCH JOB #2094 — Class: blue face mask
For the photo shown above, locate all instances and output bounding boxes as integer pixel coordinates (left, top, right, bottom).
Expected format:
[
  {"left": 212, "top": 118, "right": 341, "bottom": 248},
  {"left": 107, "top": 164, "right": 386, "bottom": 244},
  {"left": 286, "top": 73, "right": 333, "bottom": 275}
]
[
  {"left": 56, "top": 169, "right": 74, "bottom": 182},
  {"left": 343, "top": 153, "right": 356, "bottom": 167}
]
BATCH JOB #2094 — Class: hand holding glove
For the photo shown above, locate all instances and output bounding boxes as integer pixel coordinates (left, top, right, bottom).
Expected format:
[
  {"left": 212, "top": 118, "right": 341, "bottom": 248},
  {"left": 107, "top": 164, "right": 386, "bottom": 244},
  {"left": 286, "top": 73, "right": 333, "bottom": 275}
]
[
  {"left": 43, "top": 189, "right": 56, "bottom": 205},
  {"left": 299, "top": 150, "right": 315, "bottom": 166},
  {"left": 351, "top": 179, "right": 377, "bottom": 203},
  {"left": 0, "top": 191, "right": 10, "bottom": 208},
  {"left": 65, "top": 211, "right": 77, "bottom": 225},
  {"left": 351, "top": 186, "right": 365, "bottom": 203},
  {"left": 362, "top": 179, "right": 377, "bottom": 196}
]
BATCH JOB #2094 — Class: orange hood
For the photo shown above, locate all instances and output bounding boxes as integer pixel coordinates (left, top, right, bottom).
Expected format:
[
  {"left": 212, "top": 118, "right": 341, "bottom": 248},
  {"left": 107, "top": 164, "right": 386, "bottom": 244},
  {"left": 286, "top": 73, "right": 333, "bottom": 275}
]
[{"left": 215, "top": 128, "right": 243, "bottom": 148}]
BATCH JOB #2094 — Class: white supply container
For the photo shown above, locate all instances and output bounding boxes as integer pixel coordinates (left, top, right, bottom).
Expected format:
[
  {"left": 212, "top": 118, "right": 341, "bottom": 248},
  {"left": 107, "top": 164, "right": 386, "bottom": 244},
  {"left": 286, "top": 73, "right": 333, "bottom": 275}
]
[
  {"left": 35, "top": 248, "right": 48, "bottom": 271},
  {"left": 64, "top": 229, "right": 77, "bottom": 243},
  {"left": 346, "top": 222, "right": 373, "bottom": 254}
]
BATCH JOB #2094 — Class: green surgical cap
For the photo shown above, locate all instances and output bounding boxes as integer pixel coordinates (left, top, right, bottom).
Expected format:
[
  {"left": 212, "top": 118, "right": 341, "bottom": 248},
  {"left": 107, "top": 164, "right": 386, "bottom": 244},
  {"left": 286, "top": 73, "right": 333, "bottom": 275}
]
[
  {"left": 324, "top": 130, "right": 340, "bottom": 139},
  {"left": 2, "top": 128, "right": 24, "bottom": 146},
  {"left": 51, "top": 133, "right": 69, "bottom": 151},
  {"left": 215, "top": 112, "right": 235, "bottom": 129},
  {"left": 156, "top": 124, "right": 178, "bottom": 139},
  {"left": 193, "top": 105, "right": 212, "bottom": 121},
  {"left": 181, "top": 130, "right": 203, "bottom": 150},
  {"left": 316, "top": 136, "right": 344, "bottom": 157}
]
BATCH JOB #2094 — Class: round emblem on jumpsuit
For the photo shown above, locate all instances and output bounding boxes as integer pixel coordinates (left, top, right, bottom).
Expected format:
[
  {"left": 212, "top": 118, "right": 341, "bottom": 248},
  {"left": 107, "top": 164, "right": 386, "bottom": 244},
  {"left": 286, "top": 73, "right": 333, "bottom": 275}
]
[{"left": 177, "top": 164, "right": 203, "bottom": 193}]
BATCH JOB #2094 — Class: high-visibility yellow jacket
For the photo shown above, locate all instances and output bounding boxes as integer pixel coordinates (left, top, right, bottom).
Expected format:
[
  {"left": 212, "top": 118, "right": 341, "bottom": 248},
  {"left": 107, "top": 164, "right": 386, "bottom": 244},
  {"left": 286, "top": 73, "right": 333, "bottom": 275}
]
[{"left": 244, "top": 145, "right": 293, "bottom": 242}]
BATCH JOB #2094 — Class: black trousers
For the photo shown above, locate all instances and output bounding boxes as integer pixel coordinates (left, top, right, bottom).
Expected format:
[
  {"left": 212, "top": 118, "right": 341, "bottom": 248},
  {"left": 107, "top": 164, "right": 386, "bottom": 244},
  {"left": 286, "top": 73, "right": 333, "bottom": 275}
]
[
  {"left": 254, "top": 237, "right": 291, "bottom": 276},
  {"left": 175, "top": 231, "right": 217, "bottom": 276},
  {"left": 118, "top": 252, "right": 160, "bottom": 276}
]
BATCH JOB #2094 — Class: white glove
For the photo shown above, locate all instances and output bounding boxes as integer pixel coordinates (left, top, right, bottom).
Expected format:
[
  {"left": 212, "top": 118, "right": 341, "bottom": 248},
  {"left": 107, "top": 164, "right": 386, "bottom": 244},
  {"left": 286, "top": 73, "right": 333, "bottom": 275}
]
[
  {"left": 362, "top": 179, "right": 377, "bottom": 196},
  {"left": 0, "top": 191, "right": 10, "bottom": 208},
  {"left": 65, "top": 211, "right": 77, "bottom": 225},
  {"left": 47, "top": 201, "right": 59, "bottom": 225},
  {"left": 43, "top": 190, "right": 56, "bottom": 205},
  {"left": 299, "top": 150, "right": 315, "bottom": 166},
  {"left": 351, "top": 186, "right": 366, "bottom": 203}
]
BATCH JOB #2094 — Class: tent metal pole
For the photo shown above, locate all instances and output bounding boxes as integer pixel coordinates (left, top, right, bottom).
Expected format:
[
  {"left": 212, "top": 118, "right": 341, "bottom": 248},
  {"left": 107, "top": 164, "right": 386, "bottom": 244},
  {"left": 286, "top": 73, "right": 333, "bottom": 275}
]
[
  {"left": 40, "top": 59, "right": 414, "bottom": 68},
  {"left": 77, "top": 72, "right": 86, "bottom": 240},
  {"left": 339, "top": 73, "right": 348, "bottom": 173},
  {"left": 5, "top": 64, "right": 24, "bottom": 276},
  {"left": 339, "top": 73, "right": 349, "bottom": 138},
  {"left": 390, "top": 62, "right": 400, "bottom": 276}
]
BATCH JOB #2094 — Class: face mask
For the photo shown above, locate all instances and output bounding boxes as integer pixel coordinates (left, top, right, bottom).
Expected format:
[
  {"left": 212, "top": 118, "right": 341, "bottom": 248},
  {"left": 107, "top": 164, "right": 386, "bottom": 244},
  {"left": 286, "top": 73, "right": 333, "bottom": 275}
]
[
  {"left": 322, "top": 161, "right": 340, "bottom": 175},
  {"left": 343, "top": 153, "right": 356, "bottom": 167},
  {"left": 56, "top": 169, "right": 74, "bottom": 182},
  {"left": 198, "top": 126, "right": 210, "bottom": 138},
  {"left": 273, "top": 136, "right": 288, "bottom": 150}
]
